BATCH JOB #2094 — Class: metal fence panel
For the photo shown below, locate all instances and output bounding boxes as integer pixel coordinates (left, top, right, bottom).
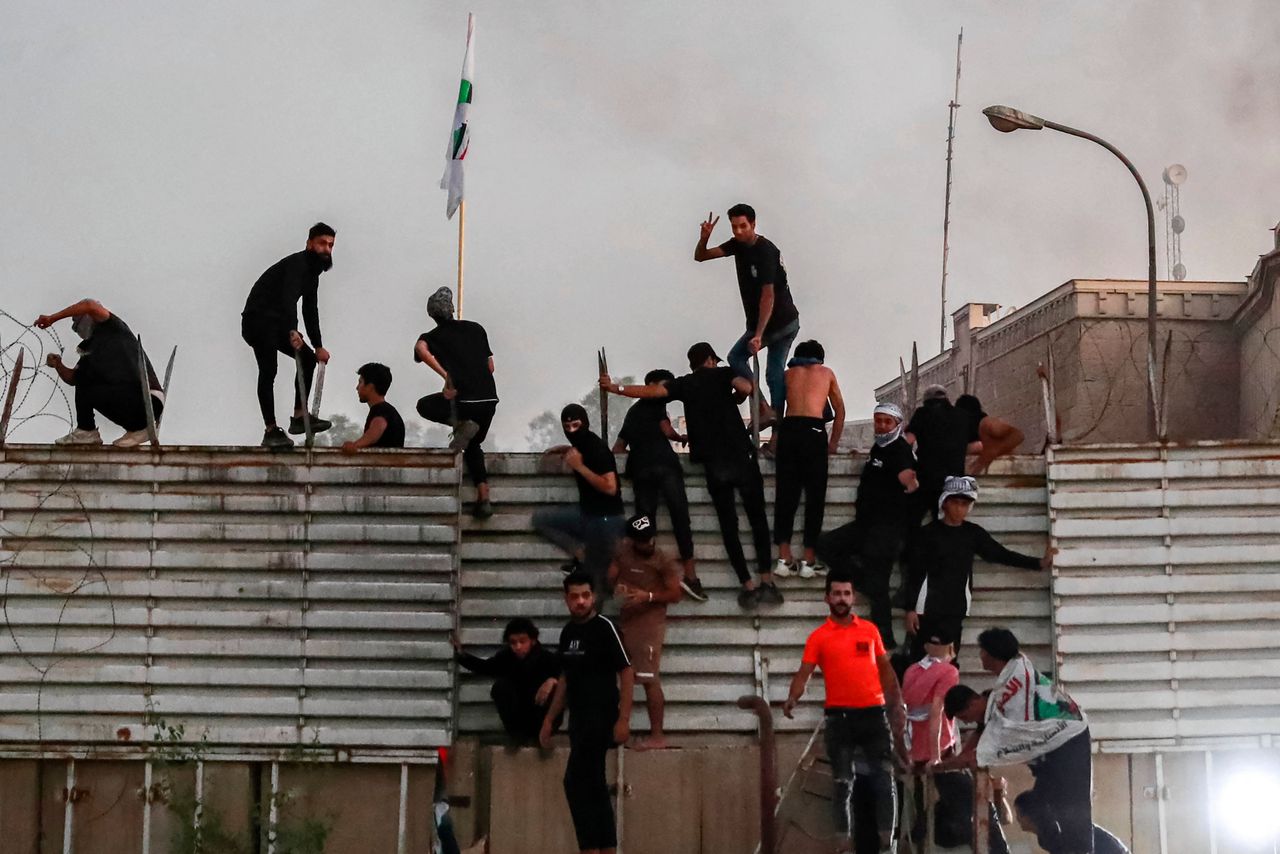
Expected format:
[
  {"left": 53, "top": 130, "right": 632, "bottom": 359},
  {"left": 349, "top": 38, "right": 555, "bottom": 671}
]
[
  {"left": 0, "top": 446, "right": 459, "bottom": 757},
  {"left": 1048, "top": 441, "right": 1280, "bottom": 746},
  {"left": 459, "top": 454, "right": 1050, "bottom": 734}
]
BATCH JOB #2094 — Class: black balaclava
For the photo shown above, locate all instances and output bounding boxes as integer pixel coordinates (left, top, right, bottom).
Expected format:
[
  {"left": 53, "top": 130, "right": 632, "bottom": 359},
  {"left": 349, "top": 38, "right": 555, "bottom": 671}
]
[{"left": 560, "top": 404, "right": 592, "bottom": 448}]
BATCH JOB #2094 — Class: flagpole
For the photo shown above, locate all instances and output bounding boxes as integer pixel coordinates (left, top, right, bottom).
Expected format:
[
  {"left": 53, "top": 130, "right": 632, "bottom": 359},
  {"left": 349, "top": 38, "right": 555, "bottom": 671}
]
[{"left": 457, "top": 199, "right": 466, "bottom": 319}]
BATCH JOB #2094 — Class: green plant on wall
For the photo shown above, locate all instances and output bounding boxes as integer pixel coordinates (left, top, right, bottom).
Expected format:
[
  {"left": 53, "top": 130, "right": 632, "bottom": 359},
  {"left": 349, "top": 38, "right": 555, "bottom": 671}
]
[{"left": 144, "top": 717, "right": 334, "bottom": 854}]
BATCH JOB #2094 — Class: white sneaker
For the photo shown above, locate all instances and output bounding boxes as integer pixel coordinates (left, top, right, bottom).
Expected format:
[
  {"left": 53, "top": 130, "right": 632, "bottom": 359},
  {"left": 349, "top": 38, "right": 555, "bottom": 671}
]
[
  {"left": 773, "top": 558, "right": 795, "bottom": 579},
  {"left": 112, "top": 429, "right": 151, "bottom": 448},
  {"left": 55, "top": 428, "right": 102, "bottom": 446},
  {"left": 798, "top": 561, "right": 817, "bottom": 580}
]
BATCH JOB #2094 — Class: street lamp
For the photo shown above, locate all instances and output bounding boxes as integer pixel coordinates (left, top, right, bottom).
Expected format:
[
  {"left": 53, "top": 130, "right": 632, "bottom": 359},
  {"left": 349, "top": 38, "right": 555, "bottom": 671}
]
[{"left": 982, "top": 105, "right": 1162, "bottom": 440}]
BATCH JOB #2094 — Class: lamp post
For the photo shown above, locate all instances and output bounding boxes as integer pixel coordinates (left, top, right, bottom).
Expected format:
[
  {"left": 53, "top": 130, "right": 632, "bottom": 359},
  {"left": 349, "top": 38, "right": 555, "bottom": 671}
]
[{"left": 982, "top": 105, "right": 1161, "bottom": 440}]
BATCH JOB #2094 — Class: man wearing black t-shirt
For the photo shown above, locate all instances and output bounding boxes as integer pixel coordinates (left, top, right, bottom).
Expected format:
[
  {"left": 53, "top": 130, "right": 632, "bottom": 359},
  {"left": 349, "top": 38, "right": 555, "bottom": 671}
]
[
  {"left": 36, "top": 298, "right": 165, "bottom": 448},
  {"left": 904, "top": 477, "right": 1053, "bottom": 661},
  {"left": 601, "top": 342, "right": 783, "bottom": 610},
  {"left": 533, "top": 404, "right": 626, "bottom": 590},
  {"left": 540, "top": 570, "right": 633, "bottom": 854},
  {"left": 816, "top": 402, "right": 919, "bottom": 648},
  {"left": 694, "top": 203, "right": 800, "bottom": 424},
  {"left": 341, "top": 362, "right": 405, "bottom": 452},
  {"left": 241, "top": 222, "right": 336, "bottom": 449},
  {"left": 904, "top": 385, "right": 981, "bottom": 528},
  {"left": 414, "top": 286, "right": 499, "bottom": 518},
  {"left": 612, "top": 368, "right": 704, "bottom": 601}
]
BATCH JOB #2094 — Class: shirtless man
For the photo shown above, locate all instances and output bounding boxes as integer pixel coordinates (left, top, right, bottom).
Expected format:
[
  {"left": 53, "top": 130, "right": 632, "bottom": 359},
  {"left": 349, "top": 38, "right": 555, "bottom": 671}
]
[{"left": 773, "top": 340, "right": 845, "bottom": 579}]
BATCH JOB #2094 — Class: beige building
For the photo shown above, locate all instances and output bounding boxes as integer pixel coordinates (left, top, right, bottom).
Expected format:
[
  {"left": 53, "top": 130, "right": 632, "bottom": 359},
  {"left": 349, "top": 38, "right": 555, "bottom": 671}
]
[{"left": 875, "top": 226, "right": 1280, "bottom": 448}]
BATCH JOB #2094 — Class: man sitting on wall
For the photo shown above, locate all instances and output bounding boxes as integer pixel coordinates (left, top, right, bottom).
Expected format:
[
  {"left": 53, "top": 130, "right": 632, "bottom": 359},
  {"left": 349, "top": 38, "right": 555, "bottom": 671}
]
[{"left": 453, "top": 618, "right": 560, "bottom": 744}]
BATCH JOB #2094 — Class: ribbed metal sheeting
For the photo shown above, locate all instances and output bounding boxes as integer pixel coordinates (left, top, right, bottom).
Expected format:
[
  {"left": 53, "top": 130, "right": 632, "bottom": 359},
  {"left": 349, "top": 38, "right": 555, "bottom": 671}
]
[
  {"left": 458, "top": 454, "right": 1050, "bottom": 735},
  {"left": 0, "top": 445, "right": 458, "bottom": 757},
  {"left": 1048, "top": 442, "right": 1280, "bottom": 748}
]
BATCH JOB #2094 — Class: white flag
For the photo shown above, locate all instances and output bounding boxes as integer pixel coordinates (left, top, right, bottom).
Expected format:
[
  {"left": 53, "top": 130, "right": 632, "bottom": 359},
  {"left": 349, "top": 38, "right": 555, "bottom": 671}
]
[{"left": 440, "top": 13, "right": 475, "bottom": 220}]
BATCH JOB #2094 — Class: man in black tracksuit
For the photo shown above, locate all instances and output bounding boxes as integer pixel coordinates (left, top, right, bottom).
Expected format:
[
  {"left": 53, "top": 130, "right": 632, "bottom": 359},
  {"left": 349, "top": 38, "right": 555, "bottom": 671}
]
[
  {"left": 241, "top": 222, "right": 336, "bottom": 449},
  {"left": 541, "top": 571, "right": 633, "bottom": 854},
  {"left": 601, "top": 342, "right": 782, "bottom": 610},
  {"left": 904, "top": 476, "right": 1051, "bottom": 660},
  {"left": 453, "top": 617, "right": 560, "bottom": 743}
]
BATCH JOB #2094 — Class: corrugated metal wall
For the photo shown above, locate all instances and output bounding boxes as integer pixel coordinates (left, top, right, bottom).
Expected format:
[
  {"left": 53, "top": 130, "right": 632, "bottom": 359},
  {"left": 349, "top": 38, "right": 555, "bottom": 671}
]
[
  {"left": 0, "top": 445, "right": 459, "bottom": 756},
  {"left": 459, "top": 454, "right": 1051, "bottom": 734},
  {"left": 1049, "top": 441, "right": 1280, "bottom": 747}
]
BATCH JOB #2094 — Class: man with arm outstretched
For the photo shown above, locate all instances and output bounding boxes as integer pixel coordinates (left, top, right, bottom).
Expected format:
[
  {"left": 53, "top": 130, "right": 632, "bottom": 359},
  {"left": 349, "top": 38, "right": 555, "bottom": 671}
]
[{"left": 36, "top": 298, "right": 164, "bottom": 447}]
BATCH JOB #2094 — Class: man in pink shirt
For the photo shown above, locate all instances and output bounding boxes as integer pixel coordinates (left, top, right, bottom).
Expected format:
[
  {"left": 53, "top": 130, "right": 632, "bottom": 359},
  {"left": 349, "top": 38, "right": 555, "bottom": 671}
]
[{"left": 901, "top": 630, "right": 972, "bottom": 848}]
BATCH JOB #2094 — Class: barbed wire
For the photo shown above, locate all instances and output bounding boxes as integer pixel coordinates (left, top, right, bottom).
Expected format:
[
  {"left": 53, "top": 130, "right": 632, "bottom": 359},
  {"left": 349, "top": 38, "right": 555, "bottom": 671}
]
[{"left": 0, "top": 308, "right": 118, "bottom": 745}]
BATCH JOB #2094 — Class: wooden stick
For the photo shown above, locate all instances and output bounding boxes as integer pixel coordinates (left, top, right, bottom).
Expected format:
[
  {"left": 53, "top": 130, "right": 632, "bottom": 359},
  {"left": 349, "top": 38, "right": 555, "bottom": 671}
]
[
  {"left": 0, "top": 349, "right": 24, "bottom": 448},
  {"left": 137, "top": 336, "right": 160, "bottom": 448},
  {"left": 294, "top": 351, "right": 313, "bottom": 449},
  {"left": 750, "top": 354, "right": 762, "bottom": 450},
  {"left": 597, "top": 349, "right": 610, "bottom": 443}
]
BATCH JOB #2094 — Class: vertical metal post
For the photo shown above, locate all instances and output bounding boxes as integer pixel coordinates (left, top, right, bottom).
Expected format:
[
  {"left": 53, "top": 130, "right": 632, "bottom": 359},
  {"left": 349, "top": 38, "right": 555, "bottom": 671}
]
[
  {"left": 194, "top": 760, "right": 205, "bottom": 849},
  {"left": 737, "top": 696, "right": 778, "bottom": 854},
  {"left": 267, "top": 761, "right": 280, "bottom": 854},
  {"left": 396, "top": 763, "right": 409, "bottom": 854},
  {"left": 142, "top": 761, "right": 153, "bottom": 854},
  {"left": 1205, "top": 751, "right": 1218, "bottom": 854},
  {"left": 62, "top": 759, "right": 75, "bottom": 854},
  {"left": 1155, "top": 753, "right": 1169, "bottom": 854},
  {"left": 939, "top": 28, "right": 964, "bottom": 354}
]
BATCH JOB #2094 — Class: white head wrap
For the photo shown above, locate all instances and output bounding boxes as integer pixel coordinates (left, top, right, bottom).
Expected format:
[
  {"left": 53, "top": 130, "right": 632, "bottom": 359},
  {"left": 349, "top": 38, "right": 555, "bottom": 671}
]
[{"left": 872, "top": 402, "right": 905, "bottom": 447}]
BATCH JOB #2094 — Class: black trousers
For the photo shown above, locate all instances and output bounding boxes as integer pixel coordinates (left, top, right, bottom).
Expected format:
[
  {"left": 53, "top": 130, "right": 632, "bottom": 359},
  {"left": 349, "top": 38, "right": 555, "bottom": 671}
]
[
  {"left": 241, "top": 315, "right": 315, "bottom": 426},
  {"left": 491, "top": 678, "right": 543, "bottom": 743},
  {"left": 773, "top": 417, "right": 829, "bottom": 548},
  {"left": 816, "top": 517, "right": 904, "bottom": 648},
  {"left": 564, "top": 720, "right": 617, "bottom": 851},
  {"left": 417, "top": 394, "right": 497, "bottom": 486},
  {"left": 825, "top": 707, "right": 896, "bottom": 845},
  {"left": 1030, "top": 730, "right": 1094, "bottom": 854},
  {"left": 631, "top": 466, "right": 694, "bottom": 560},
  {"left": 704, "top": 459, "right": 771, "bottom": 583},
  {"left": 75, "top": 380, "right": 162, "bottom": 433},
  {"left": 911, "top": 769, "right": 975, "bottom": 848}
]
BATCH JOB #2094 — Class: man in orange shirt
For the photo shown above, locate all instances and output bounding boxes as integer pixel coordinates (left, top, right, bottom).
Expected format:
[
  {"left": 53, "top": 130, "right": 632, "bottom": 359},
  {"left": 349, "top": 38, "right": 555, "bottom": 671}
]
[{"left": 784, "top": 573, "right": 908, "bottom": 853}]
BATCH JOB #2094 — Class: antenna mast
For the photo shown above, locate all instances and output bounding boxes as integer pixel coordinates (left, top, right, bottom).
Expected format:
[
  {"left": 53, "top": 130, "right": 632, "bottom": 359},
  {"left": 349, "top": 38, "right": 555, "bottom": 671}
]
[{"left": 939, "top": 28, "right": 963, "bottom": 353}]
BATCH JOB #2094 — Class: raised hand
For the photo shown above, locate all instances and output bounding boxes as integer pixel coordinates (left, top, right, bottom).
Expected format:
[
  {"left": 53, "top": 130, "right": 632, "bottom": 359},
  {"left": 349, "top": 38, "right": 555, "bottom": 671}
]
[
  {"left": 35, "top": 315, "right": 56, "bottom": 329},
  {"left": 699, "top": 212, "right": 719, "bottom": 242}
]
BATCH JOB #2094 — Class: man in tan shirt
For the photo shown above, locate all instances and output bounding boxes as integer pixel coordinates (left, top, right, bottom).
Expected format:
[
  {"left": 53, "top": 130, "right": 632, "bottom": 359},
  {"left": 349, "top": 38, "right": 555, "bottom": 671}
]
[{"left": 608, "top": 513, "right": 683, "bottom": 750}]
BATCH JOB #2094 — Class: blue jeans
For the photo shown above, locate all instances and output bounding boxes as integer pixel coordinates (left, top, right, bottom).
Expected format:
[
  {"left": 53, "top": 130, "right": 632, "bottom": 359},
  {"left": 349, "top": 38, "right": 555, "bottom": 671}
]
[
  {"left": 532, "top": 505, "right": 626, "bottom": 589},
  {"left": 727, "top": 319, "right": 799, "bottom": 415}
]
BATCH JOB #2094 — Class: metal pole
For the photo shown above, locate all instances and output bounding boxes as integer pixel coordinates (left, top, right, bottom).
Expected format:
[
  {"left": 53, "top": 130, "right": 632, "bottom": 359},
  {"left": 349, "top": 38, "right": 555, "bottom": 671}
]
[
  {"left": 737, "top": 695, "right": 778, "bottom": 854},
  {"left": 396, "top": 763, "right": 409, "bottom": 854},
  {"left": 1154, "top": 753, "right": 1169, "bottom": 854},
  {"left": 1042, "top": 119, "right": 1160, "bottom": 440},
  {"left": 457, "top": 198, "right": 466, "bottom": 319},
  {"left": 63, "top": 759, "right": 75, "bottom": 854},
  {"left": 267, "top": 761, "right": 280, "bottom": 854},
  {"left": 142, "top": 761, "right": 153, "bottom": 854},
  {"left": 939, "top": 29, "right": 963, "bottom": 354}
]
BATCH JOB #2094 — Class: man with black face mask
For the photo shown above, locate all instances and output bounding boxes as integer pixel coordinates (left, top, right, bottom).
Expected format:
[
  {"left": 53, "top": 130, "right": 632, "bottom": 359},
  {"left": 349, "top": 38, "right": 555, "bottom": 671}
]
[
  {"left": 36, "top": 298, "right": 164, "bottom": 447},
  {"left": 241, "top": 222, "right": 336, "bottom": 449},
  {"left": 533, "top": 404, "right": 627, "bottom": 590}
]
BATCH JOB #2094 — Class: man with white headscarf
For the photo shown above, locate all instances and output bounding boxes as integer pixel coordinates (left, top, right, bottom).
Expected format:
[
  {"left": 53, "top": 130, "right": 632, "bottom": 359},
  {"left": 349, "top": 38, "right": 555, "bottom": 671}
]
[
  {"left": 414, "top": 286, "right": 499, "bottom": 518},
  {"left": 814, "top": 401, "right": 919, "bottom": 648},
  {"left": 36, "top": 298, "right": 164, "bottom": 447}
]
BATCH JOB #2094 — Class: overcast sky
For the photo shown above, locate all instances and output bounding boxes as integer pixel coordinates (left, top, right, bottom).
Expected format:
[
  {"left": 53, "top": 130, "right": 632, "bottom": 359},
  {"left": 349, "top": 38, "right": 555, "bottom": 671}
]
[{"left": 4, "top": 1, "right": 1279, "bottom": 448}]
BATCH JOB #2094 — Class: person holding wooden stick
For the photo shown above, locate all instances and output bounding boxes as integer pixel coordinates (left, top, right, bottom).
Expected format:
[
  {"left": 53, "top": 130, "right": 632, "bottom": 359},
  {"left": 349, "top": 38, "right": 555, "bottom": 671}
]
[
  {"left": 241, "top": 222, "right": 335, "bottom": 450},
  {"left": 36, "top": 299, "right": 163, "bottom": 447}
]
